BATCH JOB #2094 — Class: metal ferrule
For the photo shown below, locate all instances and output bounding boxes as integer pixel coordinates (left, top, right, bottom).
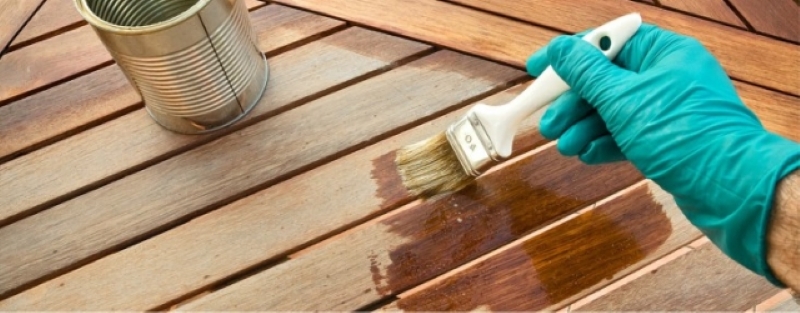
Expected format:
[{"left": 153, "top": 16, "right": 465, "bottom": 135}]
[
  {"left": 75, "top": 0, "right": 269, "bottom": 134},
  {"left": 445, "top": 112, "right": 502, "bottom": 177}
]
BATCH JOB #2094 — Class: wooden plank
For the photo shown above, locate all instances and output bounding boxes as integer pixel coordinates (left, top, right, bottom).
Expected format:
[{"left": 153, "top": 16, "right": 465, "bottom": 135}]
[
  {"left": 174, "top": 146, "right": 644, "bottom": 311},
  {"left": 0, "top": 0, "right": 43, "bottom": 55},
  {"left": 755, "top": 290, "right": 800, "bottom": 312},
  {"left": 378, "top": 182, "right": 701, "bottom": 311},
  {"left": 0, "top": 5, "right": 350, "bottom": 225},
  {"left": 0, "top": 4, "right": 345, "bottom": 164},
  {"left": 10, "top": 0, "right": 84, "bottom": 48},
  {"left": 0, "top": 0, "right": 267, "bottom": 105},
  {"left": 278, "top": 0, "right": 557, "bottom": 74},
  {"left": 728, "top": 0, "right": 800, "bottom": 43},
  {"left": 734, "top": 81, "right": 800, "bottom": 143},
  {"left": 10, "top": 0, "right": 266, "bottom": 48},
  {"left": 0, "top": 49, "right": 520, "bottom": 303},
  {"left": 445, "top": 0, "right": 800, "bottom": 96},
  {"left": 0, "top": 81, "right": 549, "bottom": 310},
  {"left": 658, "top": 0, "right": 746, "bottom": 27},
  {"left": 0, "top": 65, "right": 137, "bottom": 162},
  {"left": 573, "top": 243, "right": 781, "bottom": 311},
  {"left": 280, "top": 0, "right": 800, "bottom": 96}
]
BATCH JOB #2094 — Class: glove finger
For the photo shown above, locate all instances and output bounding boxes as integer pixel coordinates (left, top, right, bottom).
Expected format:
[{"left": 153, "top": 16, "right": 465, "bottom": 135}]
[
  {"left": 557, "top": 112, "right": 607, "bottom": 156},
  {"left": 526, "top": 30, "right": 592, "bottom": 77},
  {"left": 539, "top": 91, "right": 593, "bottom": 140},
  {"left": 578, "top": 135, "right": 627, "bottom": 165}
]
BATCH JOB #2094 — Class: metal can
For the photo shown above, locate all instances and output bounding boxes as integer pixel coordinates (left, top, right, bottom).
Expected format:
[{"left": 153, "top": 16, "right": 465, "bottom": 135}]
[{"left": 75, "top": 0, "right": 269, "bottom": 134}]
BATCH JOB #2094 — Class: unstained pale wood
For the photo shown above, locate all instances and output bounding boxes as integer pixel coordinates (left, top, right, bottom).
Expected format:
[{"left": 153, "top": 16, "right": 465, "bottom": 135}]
[
  {"left": 0, "top": 0, "right": 43, "bottom": 55},
  {"left": 0, "top": 0, "right": 266, "bottom": 105},
  {"left": 0, "top": 6, "right": 351, "bottom": 226},
  {"left": 177, "top": 146, "right": 644, "bottom": 310},
  {"left": 279, "top": 0, "right": 558, "bottom": 71},
  {"left": 285, "top": 0, "right": 800, "bottom": 96},
  {"left": 574, "top": 243, "right": 781, "bottom": 311},
  {"left": 0, "top": 49, "right": 519, "bottom": 304},
  {"left": 0, "top": 4, "right": 345, "bottom": 166},
  {"left": 0, "top": 65, "right": 138, "bottom": 162},
  {"left": 658, "top": 0, "right": 745, "bottom": 27},
  {"left": 10, "top": 0, "right": 84, "bottom": 48},
  {"left": 728, "top": 0, "right": 800, "bottom": 43},
  {"left": 10, "top": 0, "right": 266, "bottom": 48},
  {"left": 277, "top": 0, "right": 800, "bottom": 142},
  {"left": 0, "top": 82, "right": 549, "bottom": 310},
  {"left": 768, "top": 295, "right": 800, "bottom": 312},
  {"left": 383, "top": 182, "right": 701, "bottom": 311}
]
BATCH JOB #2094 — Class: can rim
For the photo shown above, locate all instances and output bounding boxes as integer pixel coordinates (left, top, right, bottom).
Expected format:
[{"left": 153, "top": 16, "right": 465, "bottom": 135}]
[{"left": 74, "top": 0, "right": 214, "bottom": 35}]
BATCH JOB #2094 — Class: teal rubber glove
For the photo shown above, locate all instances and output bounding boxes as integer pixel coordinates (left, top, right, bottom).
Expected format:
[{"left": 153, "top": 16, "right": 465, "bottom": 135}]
[{"left": 526, "top": 24, "right": 800, "bottom": 287}]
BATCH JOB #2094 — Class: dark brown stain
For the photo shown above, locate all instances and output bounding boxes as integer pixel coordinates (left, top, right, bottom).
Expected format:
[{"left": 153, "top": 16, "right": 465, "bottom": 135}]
[
  {"left": 370, "top": 151, "right": 413, "bottom": 208},
  {"left": 368, "top": 253, "right": 390, "bottom": 295},
  {"left": 370, "top": 146, "right": 643, "bottom": 296},
  {"left": 395, "top": 184, "right": 672, "bottom": 311}
]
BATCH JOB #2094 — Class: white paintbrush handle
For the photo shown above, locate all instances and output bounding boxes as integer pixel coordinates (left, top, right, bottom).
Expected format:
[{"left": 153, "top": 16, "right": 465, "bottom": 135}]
[{"left": 473, "top": 13, "right": 643, "bottom": 158}]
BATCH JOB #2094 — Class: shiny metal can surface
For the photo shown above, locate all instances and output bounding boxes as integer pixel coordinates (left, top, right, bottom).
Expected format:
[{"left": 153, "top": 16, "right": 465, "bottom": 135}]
[{"left": 75, "top": 0, "right": 269, "bottom": 134}]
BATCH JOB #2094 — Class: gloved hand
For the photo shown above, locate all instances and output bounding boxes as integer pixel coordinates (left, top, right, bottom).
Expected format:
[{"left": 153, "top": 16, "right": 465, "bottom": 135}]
[{"left": 525, "top": 23, "right": 800, "bottom": 287}]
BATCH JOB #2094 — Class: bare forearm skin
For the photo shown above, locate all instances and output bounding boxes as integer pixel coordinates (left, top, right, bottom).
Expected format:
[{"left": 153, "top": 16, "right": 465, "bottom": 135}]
[{"left": 768, "top": 170, "right": 800, "bottom": 292}]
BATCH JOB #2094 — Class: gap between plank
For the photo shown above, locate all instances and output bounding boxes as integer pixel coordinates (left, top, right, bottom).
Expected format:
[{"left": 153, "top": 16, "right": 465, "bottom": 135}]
[
  {"left": 722, "top": 0, "right": 757, "bottom": 32},
  {"left": 0, "top": 60, "right": 114, "bottom": 108},
  {"left": 0, "top": 25, "right": 361, "bottom": 228},
  {"left": 0, "top": 18, "right": 346, "bottom": 168},
  {"left": 271, "top": 1, "right": 529, "bottom": 72},
  {"left": 0, "top": 3, "right": 276, "bottom": 110},
  {"left": 155, "top": 257, "right": 291, "bottom": 311},
  {"left": 5, "top": 22, "right": 87, "bottom": 55},
  {"left": 391, "top": 177, "right": 649, "bottom": 301},
  {"left": 0, "top": 102, "right": 145, "bottom": 165},
  {"left": 146, "top": 73, "right": 528, "bottom": 311},
  {"left": 439, "top": 0, "right": 800, "bottom": 98},
  {"left": 0, "top": 0, "right": 46, "bottom": 59},
  {"left": 0, "top": 46, "right": 449, "bottom": 301}
]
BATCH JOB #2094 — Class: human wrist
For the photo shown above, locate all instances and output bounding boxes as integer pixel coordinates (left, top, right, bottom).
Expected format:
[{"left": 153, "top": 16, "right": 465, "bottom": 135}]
[{"left": 767, "top": 170, "right": 800, "bottom": 291}]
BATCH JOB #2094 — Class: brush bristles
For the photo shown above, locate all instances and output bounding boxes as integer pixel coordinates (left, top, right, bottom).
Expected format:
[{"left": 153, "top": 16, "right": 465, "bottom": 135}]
[{"left": 395, "top": 132, "right": 475, "bottom": 198}]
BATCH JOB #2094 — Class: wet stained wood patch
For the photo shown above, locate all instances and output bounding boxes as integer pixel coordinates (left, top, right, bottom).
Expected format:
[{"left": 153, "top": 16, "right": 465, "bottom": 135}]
[{"left": 0, "top": 0, "right": 796, "bottom": 310}]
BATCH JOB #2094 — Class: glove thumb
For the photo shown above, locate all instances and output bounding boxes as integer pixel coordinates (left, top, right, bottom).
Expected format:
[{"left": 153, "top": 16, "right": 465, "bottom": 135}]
[{"left": 547, "top": 35, "right": 635, "bottom": 112}]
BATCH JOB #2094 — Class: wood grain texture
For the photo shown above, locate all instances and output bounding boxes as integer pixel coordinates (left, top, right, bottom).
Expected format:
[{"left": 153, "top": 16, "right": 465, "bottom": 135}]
[
  {"left": 767, "top": 294, "right": 800, "bottom": 312},
  {"left": 0, "top": 4, "right": 345, "bottom": 165},
  {"left": 0, "top": 5, "right": 350, "bottom": 226},
  {"left": 10, "top": 0, "right": 84, "bottom": 48},
  {"left": 177, "top": 147, "right": 644, "bottom": 311},
  {"left": 0, "top": 0, "right": 43, "bottom": 54},
  {"left": 658, "top": 0, "right": 745, "bottom": 27},
  {"left": 728, "top": 0, "right": 800, "bottom": 43},
  {"left": 574, "top": 243, "right": 781, "bottom": 311},
  {"left": 278, "top": 0, "right": 559, "bottom": 70},
  {"left": 734, "top": 81, "right": 800, "bottom": 143},
  {"left": 0, "top": 50, "right": 520, "bottom": 306},
  {"left": 386, "top": 182, "right": 701, "bottom": 311},
  {"left": 0, "top": 65, "right": 138, "bottom": 162},
  {"left": 10, "top": 0, "right": 266, "bottom": 48},
  {"left": 422, "top": 0, "right": 800, "bottom": 95},
  {"left": 0, "top": 0, "right": 266, "bottom": 105},
  {"left": 0, "top": 82, "right": 546, "bottom": 311},
  {"left": 277, "top": 0, "right": 800, "bottom": 142}
]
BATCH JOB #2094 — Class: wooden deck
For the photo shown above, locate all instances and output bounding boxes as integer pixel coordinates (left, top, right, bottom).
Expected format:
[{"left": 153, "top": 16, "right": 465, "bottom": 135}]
[{"left": 0, "top": 0, "right": 798, "bottom": 310}]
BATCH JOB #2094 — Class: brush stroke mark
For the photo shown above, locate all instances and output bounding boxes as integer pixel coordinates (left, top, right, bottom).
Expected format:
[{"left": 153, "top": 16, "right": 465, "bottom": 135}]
[
  {"left": 368, "top": 146, "right": 643, "bottom": 296},
  {"left": 395, "top": 184, "right": 672, "bottom": 310}
]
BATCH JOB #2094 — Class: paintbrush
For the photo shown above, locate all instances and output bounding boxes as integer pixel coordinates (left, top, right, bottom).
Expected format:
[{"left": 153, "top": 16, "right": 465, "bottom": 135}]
[{"left": 395, "top": 13, "right": 643, "bottom": 198}]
